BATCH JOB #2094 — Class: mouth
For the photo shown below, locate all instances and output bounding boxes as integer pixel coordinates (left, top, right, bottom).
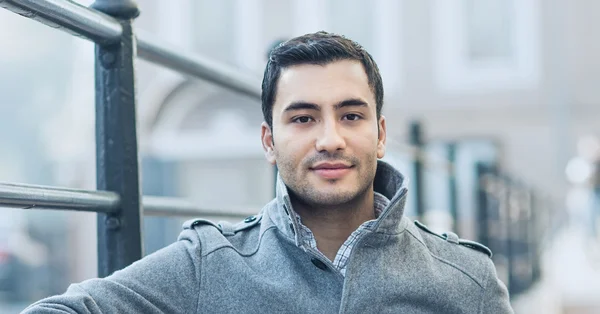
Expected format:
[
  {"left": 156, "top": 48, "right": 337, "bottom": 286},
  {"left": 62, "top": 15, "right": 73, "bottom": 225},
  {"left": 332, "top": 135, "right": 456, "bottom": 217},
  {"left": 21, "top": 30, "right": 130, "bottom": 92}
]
[{"left": 310, "top": 162, "right": 354, "bottom": 179}]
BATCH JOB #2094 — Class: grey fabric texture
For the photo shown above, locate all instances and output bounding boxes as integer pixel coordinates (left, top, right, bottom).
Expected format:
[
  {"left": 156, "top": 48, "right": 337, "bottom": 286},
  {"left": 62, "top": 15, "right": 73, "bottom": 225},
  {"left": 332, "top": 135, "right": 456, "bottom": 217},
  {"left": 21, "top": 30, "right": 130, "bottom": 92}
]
[{"left": 22, "top": 160, "right": 513, "bottom": 313}]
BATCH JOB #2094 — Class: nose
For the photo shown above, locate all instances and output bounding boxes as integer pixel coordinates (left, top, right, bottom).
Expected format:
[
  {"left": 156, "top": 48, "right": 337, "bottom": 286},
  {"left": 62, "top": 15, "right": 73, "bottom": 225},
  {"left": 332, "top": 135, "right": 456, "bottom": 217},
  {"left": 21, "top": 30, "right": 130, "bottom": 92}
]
[{"left": 315, "top": 120, "right": 346, "bottom": 153}]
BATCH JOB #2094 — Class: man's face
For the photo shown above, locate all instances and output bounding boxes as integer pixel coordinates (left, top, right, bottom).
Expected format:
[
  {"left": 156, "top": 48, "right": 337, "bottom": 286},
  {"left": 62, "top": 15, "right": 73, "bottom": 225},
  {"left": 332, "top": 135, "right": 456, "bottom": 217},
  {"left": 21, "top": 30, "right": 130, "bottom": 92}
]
[{"left": 261, "top": 59, "right": 386, "bottom": 207}]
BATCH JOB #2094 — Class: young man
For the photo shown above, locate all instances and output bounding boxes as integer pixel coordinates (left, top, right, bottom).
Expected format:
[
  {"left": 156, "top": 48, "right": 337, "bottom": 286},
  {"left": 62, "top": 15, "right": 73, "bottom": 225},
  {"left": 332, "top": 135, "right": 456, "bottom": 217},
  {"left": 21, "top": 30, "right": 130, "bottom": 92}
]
[{"left": 24, "top": 32, "right": 513, "bottom": 313}]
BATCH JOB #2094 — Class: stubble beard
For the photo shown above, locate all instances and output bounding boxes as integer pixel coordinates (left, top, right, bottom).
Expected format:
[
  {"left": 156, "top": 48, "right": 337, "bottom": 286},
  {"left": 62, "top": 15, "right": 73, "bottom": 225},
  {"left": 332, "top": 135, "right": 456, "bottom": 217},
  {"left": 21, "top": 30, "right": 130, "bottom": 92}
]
[{"left": 276, "top": 151, "right": 378, "bottom": 208}]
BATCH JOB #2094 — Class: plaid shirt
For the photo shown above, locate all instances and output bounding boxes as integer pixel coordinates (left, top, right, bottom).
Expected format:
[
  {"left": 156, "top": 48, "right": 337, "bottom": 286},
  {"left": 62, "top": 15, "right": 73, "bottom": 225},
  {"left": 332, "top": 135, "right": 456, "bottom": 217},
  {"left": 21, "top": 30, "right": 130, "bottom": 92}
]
[{"left": 292, "top": 192, "right": 390, "bottom": 276}]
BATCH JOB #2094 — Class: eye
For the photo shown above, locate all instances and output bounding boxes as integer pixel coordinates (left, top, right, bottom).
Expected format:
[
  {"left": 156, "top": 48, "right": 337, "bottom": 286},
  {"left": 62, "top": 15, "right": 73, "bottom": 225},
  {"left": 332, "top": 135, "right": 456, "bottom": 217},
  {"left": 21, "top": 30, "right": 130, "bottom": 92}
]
[
  {"left": 292, "top": 116, "right": 314, "bottom": 124},
  {"left": 343, "top": 114, "right": 362, "bottom": 121}
]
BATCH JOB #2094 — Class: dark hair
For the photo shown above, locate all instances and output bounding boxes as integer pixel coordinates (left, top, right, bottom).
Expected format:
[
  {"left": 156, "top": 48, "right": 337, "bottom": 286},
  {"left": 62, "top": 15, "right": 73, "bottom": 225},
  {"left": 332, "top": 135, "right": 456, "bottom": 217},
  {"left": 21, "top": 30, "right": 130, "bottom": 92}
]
[{"left": 261, "top": 31, "right": 384, "bottom": 130}]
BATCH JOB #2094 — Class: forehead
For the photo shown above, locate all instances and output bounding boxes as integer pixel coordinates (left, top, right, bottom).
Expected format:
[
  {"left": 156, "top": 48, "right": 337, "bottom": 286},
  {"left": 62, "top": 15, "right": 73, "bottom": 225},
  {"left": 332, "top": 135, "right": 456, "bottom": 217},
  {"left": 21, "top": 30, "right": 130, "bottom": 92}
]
[{"left": 274, "top": 60, "right": 374, "bottom": 110}]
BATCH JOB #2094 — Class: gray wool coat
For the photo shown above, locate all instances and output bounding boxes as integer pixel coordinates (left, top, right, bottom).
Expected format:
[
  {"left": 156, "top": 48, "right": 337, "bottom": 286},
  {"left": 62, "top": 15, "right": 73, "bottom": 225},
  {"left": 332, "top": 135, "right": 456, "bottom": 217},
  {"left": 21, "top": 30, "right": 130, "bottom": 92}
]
[{"left": 23, "top": 161, "right": 513, "bottom": 313}]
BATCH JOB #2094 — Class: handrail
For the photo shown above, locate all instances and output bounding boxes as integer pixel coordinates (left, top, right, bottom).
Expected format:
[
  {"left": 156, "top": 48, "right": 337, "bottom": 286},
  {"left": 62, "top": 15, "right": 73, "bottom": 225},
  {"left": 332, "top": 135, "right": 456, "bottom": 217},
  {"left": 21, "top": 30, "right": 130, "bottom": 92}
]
[
  {"left": 143, "top": 196, "right": 256, "bottom": 219},
  {"left": 0, "top": 182, "right": 120, "bottom": 213},
  {"left": 0, "top": 0, "right": 123, "bottom": 44},
  {"left": 136, "top": 31, "right": 261, "bottom": 100},
  {"left": 0, "top": 0, "right": 261, "bottom": 100},
  {"left": 0, "top": 182, "right": 255, "bottom": 219}
]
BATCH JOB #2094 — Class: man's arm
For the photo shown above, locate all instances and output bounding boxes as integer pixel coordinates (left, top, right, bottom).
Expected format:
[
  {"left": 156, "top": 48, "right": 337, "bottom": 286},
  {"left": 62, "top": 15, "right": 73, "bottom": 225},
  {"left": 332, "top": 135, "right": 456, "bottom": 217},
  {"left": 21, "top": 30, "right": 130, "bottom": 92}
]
[
  {"left": 479, "top": 259, "right": 514, "bottom": 313},
  {"left": 22, "top": 228, "right": 202, "bottom": 314}
]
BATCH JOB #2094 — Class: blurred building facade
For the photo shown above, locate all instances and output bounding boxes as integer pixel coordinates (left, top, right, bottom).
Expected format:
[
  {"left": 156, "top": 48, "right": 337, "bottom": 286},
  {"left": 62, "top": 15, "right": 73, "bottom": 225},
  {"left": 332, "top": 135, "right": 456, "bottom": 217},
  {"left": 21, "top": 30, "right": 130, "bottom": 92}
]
[{"left": 1, "top": 0, "right": 600, "bottom": 312}]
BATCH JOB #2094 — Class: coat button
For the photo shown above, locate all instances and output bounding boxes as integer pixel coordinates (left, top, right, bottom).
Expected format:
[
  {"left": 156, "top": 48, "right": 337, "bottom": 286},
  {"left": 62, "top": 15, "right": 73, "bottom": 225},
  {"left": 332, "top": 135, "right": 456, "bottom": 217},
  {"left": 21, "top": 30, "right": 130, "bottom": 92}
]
[
  {"left": 311, "top": 258, "right": 328, "bottom": 271},
  {"left": 244, "top": 215, "right": 257, "bottom": 223}
]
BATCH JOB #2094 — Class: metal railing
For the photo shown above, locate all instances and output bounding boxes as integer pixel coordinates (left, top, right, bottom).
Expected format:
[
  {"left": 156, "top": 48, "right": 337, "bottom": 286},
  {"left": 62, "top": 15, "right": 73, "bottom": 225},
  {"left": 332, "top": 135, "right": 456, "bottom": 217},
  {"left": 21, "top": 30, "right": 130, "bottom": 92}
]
[
  {"left": 0, "top": 0, "right": 261, "bottom": 277},
  {"left": 474, "top": 164, "right": 558, "bottom": 296}
]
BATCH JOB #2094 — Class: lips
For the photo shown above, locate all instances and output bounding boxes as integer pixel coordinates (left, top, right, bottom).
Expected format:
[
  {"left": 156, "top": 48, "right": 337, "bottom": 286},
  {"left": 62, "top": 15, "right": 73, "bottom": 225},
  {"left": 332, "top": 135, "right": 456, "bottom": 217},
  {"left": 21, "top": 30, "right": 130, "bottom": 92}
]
[
  {"left": 310, "top": 162, "right": 353, "bottom": 179},
  {"left": 311, "top": 162, "right": 352, "bottom": 170}
]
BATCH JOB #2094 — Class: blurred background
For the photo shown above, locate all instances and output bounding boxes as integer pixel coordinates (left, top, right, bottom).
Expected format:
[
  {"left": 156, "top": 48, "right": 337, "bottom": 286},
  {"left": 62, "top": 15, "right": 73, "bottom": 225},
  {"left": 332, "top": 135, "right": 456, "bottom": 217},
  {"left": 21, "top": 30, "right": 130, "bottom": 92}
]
[{"left": 1, "top": 0, "right": 599, "bottom": 313}]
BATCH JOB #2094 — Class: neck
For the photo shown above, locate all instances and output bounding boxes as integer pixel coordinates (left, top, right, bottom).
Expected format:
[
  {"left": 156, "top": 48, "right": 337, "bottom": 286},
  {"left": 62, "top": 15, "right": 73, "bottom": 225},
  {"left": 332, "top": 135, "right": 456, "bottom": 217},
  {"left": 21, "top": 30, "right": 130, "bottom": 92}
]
[{"left": 292, "top": 187, "right": 376, "bottom": 262}]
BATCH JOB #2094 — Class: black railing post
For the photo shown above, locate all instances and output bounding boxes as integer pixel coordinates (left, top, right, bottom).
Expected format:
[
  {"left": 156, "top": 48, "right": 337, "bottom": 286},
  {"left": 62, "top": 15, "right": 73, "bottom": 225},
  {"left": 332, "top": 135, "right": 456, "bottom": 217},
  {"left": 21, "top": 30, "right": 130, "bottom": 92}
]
[
  {"left": 504, "top": 178, "right": 516, "bottom": 296},
  {"left": 91, "top": 0, "right": 142, "bottom": 278},
  {"left": 529, "top": 191, "right": 541, "bottom": 283},
  {"left": 410, "top": 121, "right": 425, "bottom": 220},
  {"left": 475, "top": 162, "right": 490, "bottom": 247},
  {"left": 447, "top": 142, "right": 458, "bottom": 232}
]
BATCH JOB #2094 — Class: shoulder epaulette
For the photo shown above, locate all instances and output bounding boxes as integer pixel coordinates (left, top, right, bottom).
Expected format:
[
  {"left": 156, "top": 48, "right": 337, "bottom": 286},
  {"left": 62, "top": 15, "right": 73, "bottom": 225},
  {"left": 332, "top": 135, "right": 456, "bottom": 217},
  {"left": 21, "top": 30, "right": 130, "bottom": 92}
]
[
  {"left": 414, "top": 220, "right": 492, "bottom": 258},
  {"left": 183, "top": 218, "right": 219, "bottom": 230},
  {"left": 183, "top": 215, "right": 262, "bottom": 236},
  {"left": 219, "top": 215, "right": 262, "bottom": 236}
]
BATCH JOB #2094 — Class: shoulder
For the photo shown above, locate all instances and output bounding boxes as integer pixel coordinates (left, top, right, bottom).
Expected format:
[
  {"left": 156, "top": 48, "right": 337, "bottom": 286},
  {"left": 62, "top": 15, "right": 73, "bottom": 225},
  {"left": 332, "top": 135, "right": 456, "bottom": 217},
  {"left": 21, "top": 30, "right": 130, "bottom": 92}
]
[
  {"left": 181, "top": 214, "right": 263, "bottom": 256},
  {"left": 406, "top": 219, "right": 495, "bottom": 287}
]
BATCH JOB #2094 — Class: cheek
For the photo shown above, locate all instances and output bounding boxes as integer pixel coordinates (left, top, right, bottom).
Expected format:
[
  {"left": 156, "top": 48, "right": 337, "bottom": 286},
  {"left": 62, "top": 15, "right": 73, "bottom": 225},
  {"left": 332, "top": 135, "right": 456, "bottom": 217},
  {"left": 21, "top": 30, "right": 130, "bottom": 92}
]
[
  {"left": 276, "top": 131, "right": 313, "bottom": 153},
  {"left": 351, "top": 131, "right": 379, "bottom": 152},
  {"left": 274, "top": 139, "right": 305, "bottom": 165}
]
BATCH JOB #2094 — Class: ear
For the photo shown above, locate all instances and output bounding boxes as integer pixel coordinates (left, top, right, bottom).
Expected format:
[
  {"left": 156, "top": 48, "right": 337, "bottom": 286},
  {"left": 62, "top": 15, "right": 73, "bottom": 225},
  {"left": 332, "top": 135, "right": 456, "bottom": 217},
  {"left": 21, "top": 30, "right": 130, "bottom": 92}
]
[
  {"left": 377, "top": 116, "right": 387, "bottom": 159},
  {"left": 261, "top": 122, "right": 277, "bottom": 165}
]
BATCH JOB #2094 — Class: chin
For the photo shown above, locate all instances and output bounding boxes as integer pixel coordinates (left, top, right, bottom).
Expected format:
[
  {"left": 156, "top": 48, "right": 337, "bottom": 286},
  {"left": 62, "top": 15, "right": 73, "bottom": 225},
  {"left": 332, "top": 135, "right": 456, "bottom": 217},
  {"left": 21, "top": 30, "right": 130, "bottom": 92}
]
[{"left": 307, "top": 188, "right": 360, "bottom": 206}]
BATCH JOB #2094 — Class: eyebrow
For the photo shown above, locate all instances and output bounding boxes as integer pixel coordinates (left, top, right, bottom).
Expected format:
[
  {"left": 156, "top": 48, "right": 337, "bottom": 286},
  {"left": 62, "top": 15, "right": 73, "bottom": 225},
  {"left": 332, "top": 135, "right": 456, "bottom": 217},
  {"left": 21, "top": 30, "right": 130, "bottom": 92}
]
[{"left": 283, "top": 98, "right": 369, "bottom": 113}]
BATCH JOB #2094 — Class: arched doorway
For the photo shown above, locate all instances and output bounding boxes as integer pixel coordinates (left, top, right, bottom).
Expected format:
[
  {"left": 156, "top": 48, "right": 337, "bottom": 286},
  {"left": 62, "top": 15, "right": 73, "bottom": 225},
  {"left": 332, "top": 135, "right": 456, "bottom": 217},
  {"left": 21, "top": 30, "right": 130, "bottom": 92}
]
[{"left": 139, "top": 78, "right": 273, "bottom": 253}]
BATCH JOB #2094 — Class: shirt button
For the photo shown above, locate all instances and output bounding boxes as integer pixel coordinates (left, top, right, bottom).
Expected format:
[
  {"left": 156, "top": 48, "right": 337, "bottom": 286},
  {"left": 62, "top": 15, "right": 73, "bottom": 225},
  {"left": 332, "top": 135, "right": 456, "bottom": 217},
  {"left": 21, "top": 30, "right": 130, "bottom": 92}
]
[
  {"left": 244, "top": 216, "right": 257, "bottom": 223},
  {"left": 311, "top": 258, "right": 328, "bottom": 271}
]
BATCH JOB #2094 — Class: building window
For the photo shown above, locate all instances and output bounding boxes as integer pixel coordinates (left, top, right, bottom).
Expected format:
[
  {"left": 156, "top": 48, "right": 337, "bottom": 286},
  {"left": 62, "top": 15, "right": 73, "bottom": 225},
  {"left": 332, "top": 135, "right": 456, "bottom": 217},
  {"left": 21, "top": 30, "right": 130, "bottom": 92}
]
[
  {"left": 327, "top": 0, "right": 375, "bottom": 50},
  {"left": 433, "top": 0, "right": 540, "bottom": 92},
  {"left": 465, "top": 0, "right": 514, "bottom": 63}
]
